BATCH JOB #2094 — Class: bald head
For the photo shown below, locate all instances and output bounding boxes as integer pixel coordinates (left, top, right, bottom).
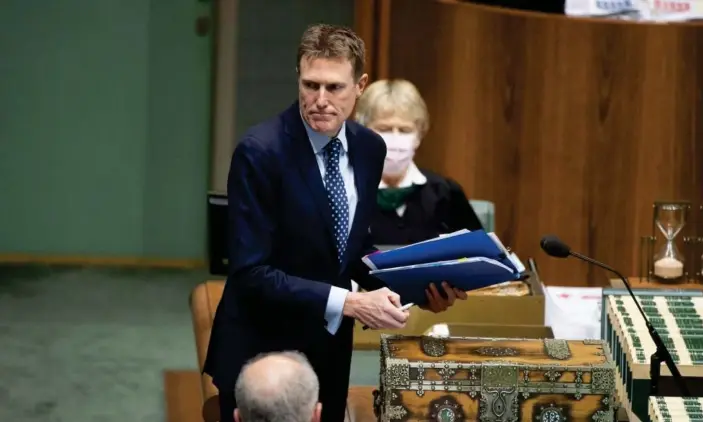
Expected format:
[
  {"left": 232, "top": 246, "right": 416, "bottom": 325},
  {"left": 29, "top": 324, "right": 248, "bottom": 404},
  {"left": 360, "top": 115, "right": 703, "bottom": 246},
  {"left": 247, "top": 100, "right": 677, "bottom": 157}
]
[
  {"left": 239, "top": 353, "right": 311, "bottom": 397},
  {"left": 234, "top": 351, "right": 321, "bottom": 422}
]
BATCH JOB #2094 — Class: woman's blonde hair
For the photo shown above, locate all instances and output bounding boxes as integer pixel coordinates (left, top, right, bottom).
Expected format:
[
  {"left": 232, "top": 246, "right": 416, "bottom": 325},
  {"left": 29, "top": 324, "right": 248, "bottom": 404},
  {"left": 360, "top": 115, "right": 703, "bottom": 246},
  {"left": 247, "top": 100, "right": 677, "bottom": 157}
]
[{"left": 355, "top": 79, "right": 430, "bottom": 136}]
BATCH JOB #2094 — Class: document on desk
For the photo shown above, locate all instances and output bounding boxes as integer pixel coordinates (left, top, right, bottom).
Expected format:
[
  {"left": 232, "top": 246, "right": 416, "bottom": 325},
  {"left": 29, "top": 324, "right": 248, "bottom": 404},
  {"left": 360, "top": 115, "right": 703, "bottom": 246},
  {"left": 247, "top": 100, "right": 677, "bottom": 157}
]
[
  {"left": 363, "top": 230, "right": 525, "bottom": 306},
  {"left": 544, "top": 286, "right": 603, "bottom": 340}
]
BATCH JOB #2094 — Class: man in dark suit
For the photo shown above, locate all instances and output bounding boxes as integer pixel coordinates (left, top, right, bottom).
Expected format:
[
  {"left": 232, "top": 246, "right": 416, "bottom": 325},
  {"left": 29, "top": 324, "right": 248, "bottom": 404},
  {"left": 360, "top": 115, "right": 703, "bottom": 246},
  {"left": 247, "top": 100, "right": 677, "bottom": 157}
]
[{"left": 204, "top": 24, "right": 467, "bottom": 422}]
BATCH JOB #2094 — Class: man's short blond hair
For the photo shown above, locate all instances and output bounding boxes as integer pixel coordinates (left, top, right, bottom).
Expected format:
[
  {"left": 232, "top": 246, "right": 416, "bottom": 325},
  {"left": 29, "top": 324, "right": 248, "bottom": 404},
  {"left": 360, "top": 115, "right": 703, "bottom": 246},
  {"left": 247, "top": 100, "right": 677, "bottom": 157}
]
[
  {"left": 355, "top": 79, "right": 430, "bottom": 136},
  {"left": 297, "top": 23, "right": 366, "bottom": 80}
]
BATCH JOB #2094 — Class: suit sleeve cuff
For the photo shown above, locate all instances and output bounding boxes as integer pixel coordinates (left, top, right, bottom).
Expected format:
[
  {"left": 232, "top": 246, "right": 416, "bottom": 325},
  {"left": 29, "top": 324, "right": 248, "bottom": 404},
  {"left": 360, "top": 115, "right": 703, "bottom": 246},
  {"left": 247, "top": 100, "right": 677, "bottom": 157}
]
[{"left": 324, "top": 286, "right": 349, "bottom": 335}]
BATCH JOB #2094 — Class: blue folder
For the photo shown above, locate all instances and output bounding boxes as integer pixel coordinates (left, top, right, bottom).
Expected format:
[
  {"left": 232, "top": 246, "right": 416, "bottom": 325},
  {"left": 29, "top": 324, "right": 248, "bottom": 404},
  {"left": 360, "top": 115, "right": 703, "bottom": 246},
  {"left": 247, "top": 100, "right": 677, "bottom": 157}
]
[
  {"left": 370, "top": 257, "right": 521, "bottom": 306},
  {"left": 363, "top": 229, "right": 517, "bottom": 272}
]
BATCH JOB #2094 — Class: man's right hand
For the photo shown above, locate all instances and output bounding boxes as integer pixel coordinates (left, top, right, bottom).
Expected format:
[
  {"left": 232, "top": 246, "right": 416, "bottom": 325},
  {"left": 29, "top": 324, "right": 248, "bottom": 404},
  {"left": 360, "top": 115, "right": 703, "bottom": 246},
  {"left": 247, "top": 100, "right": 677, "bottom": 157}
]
[{"left": 342, "top": 287, "right": 409, "bottom": 329}]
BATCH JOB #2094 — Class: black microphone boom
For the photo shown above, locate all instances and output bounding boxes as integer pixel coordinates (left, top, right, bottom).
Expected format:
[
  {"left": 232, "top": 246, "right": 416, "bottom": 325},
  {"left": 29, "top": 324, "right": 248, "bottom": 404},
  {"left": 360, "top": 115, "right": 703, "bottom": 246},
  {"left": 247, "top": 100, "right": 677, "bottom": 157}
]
[{"left": 539, "top": 235, "right": 691, "bottom": 397}]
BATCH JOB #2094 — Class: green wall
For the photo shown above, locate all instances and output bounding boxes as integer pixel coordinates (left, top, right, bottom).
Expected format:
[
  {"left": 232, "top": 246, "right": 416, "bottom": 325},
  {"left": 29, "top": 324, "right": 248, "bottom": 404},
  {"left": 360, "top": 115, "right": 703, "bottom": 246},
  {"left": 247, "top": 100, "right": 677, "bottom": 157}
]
[
  {"left": 233, "top": 0, "right": 355, "bottom": 139},
  {"left": 0, "top": 0, "right": 213, "bottom": 260},
  {"left": 0, "top": 0, "right": 354, "bottom": 262}
]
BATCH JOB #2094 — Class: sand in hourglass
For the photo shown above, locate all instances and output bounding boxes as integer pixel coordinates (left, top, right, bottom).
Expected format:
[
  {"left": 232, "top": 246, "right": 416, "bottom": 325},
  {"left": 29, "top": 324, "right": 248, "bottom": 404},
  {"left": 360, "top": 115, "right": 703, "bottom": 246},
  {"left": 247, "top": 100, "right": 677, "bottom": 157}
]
[{"left": 654, "top": 256, "right": 684, "bottom": 280}]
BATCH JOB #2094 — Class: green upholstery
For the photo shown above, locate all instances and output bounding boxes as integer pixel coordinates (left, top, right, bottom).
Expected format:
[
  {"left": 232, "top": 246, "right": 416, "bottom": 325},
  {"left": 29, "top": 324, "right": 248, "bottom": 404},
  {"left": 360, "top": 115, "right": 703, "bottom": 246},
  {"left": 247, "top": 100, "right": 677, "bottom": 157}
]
[
  {"left": 469, "top": 199, "right": 495, "bottom": 232},
  {"left": 350, "top": 351, "right": 380, "bottom": 386}
]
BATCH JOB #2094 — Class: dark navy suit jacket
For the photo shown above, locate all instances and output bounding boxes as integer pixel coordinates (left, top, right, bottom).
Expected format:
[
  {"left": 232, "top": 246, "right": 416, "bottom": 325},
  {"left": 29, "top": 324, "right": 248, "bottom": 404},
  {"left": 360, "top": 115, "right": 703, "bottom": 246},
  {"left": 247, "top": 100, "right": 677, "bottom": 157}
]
[{"left": 203, "top": 102, "right": 387, "bottom": 406}]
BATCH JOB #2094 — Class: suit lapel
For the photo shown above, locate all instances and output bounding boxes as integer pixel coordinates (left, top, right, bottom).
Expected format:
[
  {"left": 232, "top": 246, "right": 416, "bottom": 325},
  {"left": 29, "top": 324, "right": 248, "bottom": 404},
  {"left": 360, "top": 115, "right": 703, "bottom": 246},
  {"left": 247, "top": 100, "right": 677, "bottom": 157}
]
[
  {"left": 347, "top": 125, "right": 369, "bottom": 236},
  {"left": 346, "top": 123, "right": 369, "bottom": 242},
  {"left": 283, "top": 103, "right": 336, "bottom": 248}
]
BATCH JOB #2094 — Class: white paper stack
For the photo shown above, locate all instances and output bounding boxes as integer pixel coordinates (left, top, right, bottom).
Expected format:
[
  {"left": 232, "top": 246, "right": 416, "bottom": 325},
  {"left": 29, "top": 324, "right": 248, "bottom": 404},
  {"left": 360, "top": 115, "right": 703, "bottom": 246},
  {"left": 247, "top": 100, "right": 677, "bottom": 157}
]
[{"left": 544, "top": 285, "right": 603, "bottom": 340}]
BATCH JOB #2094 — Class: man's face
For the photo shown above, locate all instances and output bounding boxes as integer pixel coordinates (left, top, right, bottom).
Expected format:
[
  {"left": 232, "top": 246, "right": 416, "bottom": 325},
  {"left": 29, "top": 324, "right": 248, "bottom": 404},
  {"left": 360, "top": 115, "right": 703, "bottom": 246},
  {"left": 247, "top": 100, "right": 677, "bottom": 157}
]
[{"left": 298, "top": 56, "right": 368, "bottom": 137}]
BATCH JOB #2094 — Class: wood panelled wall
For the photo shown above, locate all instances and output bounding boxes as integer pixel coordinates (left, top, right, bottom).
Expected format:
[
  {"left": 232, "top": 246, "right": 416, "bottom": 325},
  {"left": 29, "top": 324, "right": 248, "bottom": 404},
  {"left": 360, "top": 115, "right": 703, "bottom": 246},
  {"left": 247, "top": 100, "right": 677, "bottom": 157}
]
[
  {"left": 354, "top": 0, "right": 391, "bottom": 82},
  {"left": 356, "top": 0, "right": 703, "bottom": 286}
]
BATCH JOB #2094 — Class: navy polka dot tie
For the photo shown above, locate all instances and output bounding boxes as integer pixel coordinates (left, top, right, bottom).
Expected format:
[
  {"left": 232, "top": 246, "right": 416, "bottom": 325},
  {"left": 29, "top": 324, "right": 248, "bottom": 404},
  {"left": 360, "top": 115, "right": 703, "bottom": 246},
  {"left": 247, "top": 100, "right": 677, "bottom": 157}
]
[{"left": 323, "top": 138, "right": 349, "bottom": 264}]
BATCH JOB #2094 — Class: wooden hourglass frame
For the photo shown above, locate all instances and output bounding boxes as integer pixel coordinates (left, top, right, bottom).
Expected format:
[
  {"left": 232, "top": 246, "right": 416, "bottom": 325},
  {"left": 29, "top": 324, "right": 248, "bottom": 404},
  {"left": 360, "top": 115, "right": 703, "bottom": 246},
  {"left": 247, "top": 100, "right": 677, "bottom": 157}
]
[{"left": 639, "top": 201, "right": 699, "bottom": 283}]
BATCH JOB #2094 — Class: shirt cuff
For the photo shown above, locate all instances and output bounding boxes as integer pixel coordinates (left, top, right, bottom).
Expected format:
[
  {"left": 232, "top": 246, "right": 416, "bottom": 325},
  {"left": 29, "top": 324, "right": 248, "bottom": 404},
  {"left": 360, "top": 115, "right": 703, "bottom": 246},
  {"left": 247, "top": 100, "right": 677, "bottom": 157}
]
[{"left": 324, "top": 286, "right": 349, "bottom": 335}]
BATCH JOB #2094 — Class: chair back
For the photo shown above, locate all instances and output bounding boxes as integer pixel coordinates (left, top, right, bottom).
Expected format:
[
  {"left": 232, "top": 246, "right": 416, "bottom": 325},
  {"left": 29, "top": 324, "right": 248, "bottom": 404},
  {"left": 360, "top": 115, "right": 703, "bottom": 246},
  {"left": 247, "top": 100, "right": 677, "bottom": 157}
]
[{"left": 469, "top": 199, "right": 495, "bottom": 232}]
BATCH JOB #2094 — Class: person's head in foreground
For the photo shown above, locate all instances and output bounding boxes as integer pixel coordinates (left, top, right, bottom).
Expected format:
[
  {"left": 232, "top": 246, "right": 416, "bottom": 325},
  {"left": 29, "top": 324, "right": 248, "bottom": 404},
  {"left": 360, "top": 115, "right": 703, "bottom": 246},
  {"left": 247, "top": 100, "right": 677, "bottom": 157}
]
[
  {"left": 234, "top": 351, "right": 322, "bottom": 422},
  {"left": 296, "top": 23, "right": 369, "bottom": 137},
  {"left": 355, "top": 78, "right": 429, "bottom": 187}
]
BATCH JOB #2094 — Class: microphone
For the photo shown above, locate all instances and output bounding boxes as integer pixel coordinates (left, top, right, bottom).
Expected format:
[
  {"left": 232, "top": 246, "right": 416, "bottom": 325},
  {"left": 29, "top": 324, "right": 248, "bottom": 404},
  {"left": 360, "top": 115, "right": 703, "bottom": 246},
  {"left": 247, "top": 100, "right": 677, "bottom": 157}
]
[{"left": 540, "top": 235, "right": 691, "bottom": 397}]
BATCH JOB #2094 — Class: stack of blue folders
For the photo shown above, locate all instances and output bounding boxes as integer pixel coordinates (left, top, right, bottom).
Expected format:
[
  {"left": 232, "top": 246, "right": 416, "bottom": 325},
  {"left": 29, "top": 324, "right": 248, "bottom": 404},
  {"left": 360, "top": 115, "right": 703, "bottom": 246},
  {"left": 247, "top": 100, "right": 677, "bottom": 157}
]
[{"left": 363, "top": 229, "right": 526, "bottom": 306}]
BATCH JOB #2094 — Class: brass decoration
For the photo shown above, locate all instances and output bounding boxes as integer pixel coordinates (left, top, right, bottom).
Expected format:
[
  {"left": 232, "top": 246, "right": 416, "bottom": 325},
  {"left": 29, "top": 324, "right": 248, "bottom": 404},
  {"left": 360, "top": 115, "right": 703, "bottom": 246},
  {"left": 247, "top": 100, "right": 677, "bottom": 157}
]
[
  {"left": 591, "top": 410, "right": 612, "bottom": 422},
  {"left": 479, "top": 364, "right": 519, "bottom": 421},
  {"left": 482, "top": 364, "right": 519, "bottom": 387},
  {"left": 479, "top": 388, "right": 519, "bottom": 422},
  {"left": 430, "top": 397, "right": 464, "bottom": 422},
  {"left": 421, "top": 336, "right": 447, "bottom": 357},
  {"left": 543, "top": 339, "right": 571, "bottom": 360},
  {"left": 535, "top": 404, "right": 567, "bottom": 422},
  {"left": 386, "top": 405, "right": 408, "bottom": 421},
  {"left": 574, "top": 369, "right": 583, "bottom": 388},
  {"left": 476, "top": 346, "right": 519, "bottom": 357},
  {"left": 544, "top": 368, "right": 562, "bottom": 382},
  {"left": 416, "top": 364, "right": 426, "bottom": 397},
  {"left": 385, "top": 358, "right": 410, "bottom": 388},
  {"left": 377, "top": 335, "right": 617, "bottom": 421},
  {"left": 522, "top": 369, "right": 530, "bottom": 385},
  {"left": 438, "top": 362, "right": 457, "bottom": 381},
  {"left": 591, "top": 367, "right": 615, "bottom": 393},
  {"left": 574, "top": 369, "right": 584, "bottom": 399}
]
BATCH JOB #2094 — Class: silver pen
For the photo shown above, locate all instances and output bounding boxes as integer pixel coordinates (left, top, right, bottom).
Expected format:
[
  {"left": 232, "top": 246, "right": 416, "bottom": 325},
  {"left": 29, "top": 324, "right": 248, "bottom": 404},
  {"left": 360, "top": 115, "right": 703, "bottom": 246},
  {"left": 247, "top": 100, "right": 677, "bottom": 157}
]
[{"left": 362, "top": 302, "right": 415, "bottom": 330}]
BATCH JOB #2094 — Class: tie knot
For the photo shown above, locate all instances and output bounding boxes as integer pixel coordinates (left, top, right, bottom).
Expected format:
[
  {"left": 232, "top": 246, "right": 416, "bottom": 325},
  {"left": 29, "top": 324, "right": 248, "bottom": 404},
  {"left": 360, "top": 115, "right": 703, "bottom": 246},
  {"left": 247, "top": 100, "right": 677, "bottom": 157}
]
[{"left": 324, "top": 138, "right": 343, "bottom": 163}]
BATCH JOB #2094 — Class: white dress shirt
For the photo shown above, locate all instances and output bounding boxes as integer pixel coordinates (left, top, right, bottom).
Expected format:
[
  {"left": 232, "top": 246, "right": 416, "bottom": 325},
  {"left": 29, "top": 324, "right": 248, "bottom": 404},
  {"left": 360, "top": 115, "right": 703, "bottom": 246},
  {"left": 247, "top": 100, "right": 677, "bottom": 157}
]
[{"left": 301, "top": 117, "right": 357, "bottom": 335}]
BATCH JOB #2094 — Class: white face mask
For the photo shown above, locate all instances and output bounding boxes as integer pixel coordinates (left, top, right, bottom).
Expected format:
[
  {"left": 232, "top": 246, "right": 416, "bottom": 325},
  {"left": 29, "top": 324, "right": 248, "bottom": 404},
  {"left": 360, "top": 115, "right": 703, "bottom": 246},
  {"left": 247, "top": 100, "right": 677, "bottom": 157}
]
[{"left": 378, "top": 132, "right": 418, "bottom": 177}]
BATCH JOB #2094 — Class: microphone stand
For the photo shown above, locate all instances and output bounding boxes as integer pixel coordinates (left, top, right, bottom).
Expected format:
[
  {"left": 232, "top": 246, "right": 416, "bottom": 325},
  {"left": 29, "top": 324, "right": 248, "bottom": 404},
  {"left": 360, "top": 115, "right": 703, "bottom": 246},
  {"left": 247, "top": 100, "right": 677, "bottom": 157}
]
[{"left": 569, "top": 251, "right": 691, "bottom": 397}]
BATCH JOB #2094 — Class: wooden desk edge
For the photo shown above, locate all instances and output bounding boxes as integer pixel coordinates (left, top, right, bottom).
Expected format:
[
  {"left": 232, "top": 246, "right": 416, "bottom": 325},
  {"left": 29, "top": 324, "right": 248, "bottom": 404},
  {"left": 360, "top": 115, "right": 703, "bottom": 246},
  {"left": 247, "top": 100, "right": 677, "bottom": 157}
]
[{"left": 610, "top": 277, "right": 703, "bottom": 291}]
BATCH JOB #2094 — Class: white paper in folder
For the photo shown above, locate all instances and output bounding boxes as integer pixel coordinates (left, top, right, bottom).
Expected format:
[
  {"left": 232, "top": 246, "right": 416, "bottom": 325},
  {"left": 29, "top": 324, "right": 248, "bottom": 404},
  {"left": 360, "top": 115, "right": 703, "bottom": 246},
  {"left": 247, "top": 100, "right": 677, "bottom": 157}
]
[{"left": 544, "top": 285, "right": 603, "bottom": 340}]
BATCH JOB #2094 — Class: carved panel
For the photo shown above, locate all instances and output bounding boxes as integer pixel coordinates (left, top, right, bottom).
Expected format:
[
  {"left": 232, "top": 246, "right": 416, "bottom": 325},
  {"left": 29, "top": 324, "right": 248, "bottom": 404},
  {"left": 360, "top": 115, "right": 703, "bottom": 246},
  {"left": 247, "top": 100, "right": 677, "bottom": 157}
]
[
  {"left": 476, "top": 346, "right": 519, "bottom": 357},
  {"left": 421, "top": 336, "right": 447, "bottom": 357},
  {"left": 534, "top": 403, "right": 567, "bottom": 422},
  {"left": 429, "top": 396, "right": 465, "bottom": 422},
  {"left": 543, "top": 339, "right": 571, "bottom": 360},
  {"left": 385, "top": 358, "right": 410, "bottom": 388},
  {"left": 479, "top": 364, "right": 519, "bottom": 421}
]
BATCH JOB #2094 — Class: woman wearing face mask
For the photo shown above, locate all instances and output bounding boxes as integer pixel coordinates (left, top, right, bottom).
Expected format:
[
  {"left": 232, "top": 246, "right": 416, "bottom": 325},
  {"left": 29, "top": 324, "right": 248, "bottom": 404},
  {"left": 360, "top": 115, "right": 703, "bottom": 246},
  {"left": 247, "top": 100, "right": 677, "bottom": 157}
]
[{"left": 355, "top": 79, "right": 484, "bottom": 245}]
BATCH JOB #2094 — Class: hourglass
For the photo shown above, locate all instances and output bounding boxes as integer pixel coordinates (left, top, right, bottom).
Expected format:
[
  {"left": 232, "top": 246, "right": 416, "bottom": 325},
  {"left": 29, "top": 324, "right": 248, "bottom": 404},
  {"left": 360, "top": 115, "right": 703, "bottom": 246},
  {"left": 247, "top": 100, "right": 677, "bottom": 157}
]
[{"left": 652, "top": 202, "right": 690, "bottom": 282}]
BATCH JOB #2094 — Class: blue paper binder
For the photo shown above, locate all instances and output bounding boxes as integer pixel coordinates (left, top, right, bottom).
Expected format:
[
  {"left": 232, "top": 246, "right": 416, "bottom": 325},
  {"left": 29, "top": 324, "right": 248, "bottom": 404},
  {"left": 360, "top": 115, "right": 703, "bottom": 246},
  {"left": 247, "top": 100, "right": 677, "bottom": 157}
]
[
  {"left": 370, "top": 257, "right": 521, "bottom": 306},
  {"left": 362, "top": 230, "right": 525, "bottom": 306}
]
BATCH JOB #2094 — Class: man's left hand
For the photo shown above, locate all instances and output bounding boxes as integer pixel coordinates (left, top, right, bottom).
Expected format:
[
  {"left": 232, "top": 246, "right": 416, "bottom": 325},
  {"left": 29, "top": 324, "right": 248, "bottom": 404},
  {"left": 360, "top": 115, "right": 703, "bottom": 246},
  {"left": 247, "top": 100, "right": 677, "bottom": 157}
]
[{"left": 420, "top": 282, "right": 468, "bottom": 313}]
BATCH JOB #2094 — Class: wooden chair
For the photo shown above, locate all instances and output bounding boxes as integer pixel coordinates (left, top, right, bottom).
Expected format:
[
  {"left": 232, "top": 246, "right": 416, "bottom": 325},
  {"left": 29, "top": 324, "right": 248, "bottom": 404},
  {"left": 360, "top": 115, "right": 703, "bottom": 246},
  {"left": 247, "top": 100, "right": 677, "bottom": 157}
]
[{"left": 189, "top": 280, "right": 377, "bottom": 422}]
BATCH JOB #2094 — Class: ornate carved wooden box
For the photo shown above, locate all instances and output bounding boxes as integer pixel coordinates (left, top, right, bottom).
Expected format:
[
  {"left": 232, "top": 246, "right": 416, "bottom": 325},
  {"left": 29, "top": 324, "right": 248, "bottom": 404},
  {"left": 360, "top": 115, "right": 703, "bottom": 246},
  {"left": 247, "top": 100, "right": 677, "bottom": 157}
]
[{"left": 373, "top": 334, "right": 616, "bottom": 422}]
